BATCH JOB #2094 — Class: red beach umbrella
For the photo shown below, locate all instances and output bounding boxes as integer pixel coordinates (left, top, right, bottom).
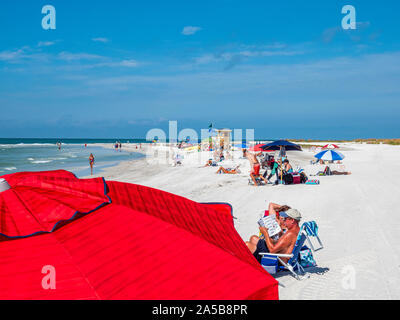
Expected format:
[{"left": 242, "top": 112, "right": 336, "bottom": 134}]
[
  {"left": 249, "top": 144, "right": 270, "bottom": 152},
  {"left": 0, "top": 170, "right": 278, "bottom": 300},
  {"left": 322, "top": 144, "right": 339, "bottom": 149}
]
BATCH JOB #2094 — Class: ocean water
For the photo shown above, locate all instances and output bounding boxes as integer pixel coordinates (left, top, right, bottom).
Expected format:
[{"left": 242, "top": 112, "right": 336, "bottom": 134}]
[{"left": 0, "top": 139, "right": 146, "bottom": 178}]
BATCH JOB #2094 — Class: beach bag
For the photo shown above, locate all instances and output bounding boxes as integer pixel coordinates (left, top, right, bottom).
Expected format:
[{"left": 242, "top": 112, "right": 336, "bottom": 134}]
[
  {"left": 282, "top": 173, "right": 293, "bottom": 185},
  {"left": 292, "top": 174, "right": 301, "bottom": 184},
  {"left": 300, "top": 172, "right": 308, "bottom": 183},
  {"left": 299, "top": 246, "right": 316, "bottom": 268},
  {"left": 261, "top": 255, "right": 278, "bottom": 274}
]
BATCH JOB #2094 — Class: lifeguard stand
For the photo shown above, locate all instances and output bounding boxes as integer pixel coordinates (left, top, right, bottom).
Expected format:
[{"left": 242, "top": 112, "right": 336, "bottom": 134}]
[{"left": 216, "top": 129, "right": 232, "bottom": 151}]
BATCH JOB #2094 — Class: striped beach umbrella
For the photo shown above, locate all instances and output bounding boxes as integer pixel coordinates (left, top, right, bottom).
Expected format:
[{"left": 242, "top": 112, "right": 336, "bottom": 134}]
[{"left": 314, "top": 150, "right": 345, "bottom": 161}]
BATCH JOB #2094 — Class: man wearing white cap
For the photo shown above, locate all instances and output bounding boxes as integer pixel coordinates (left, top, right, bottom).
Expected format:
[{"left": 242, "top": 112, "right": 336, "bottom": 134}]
[{"left": 246, "top": 208, "right": 302, "bottom": 263}]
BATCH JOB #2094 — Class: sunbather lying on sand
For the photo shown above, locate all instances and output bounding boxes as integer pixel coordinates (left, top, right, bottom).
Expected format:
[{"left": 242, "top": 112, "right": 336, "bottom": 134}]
[
  {"left": 246, "top": 208, "right": 301, "bottom": 263},
  {"left": 216, "top": 165, "right": 241, "bottom": 174},
  {"left": 331, "top": 170, "right": 351, "bottom": 175},
  {"left": 314, "top": 166, "right": 352, "bottom": 176}
]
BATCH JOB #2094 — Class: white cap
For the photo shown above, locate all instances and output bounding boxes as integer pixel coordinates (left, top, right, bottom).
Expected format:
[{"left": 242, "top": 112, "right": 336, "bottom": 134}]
[{"left": 280, "top": 208, "right": 302, "bottom": 221}]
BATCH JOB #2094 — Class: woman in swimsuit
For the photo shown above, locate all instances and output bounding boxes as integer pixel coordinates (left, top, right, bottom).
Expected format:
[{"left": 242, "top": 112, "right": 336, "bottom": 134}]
[
  {"left": 283, "top": 159, "right": 293, "bottom": 173},
  {"left": 89, "top": 153, "right": 95, "bottom": 175}
]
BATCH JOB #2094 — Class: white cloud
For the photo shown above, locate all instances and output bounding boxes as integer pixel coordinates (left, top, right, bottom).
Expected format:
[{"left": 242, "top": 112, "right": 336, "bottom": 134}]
[
  {"left": 0, "top": 49, "right": 25, "bottom": 61},
  {"left": 192, "top": 47, "right": 304, "bottom": 66},
  {"left": 181, "top": 26, "right": 202, "bottom": 36},
  {"left": 38, "top": 41, "right": 56, "bottom": 47},
  {"left": 92, "top": 37, "right": 109, "bottom": 43},
  {"left": 93, "top": 59, "right": 139, "bottom": 68},
  {"left": 118, "top": 59, "right": 138, "bottom": 67},
  {"left": 58, "top": 52, "right": 104, "bottom": 61}
]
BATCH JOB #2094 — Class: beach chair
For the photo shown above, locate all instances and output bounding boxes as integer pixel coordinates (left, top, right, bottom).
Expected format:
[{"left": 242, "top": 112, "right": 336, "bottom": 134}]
[
  {"left": 302, "top": 221, "right": 323, "bottom": 252},
  {"left": 248, "top": 176, "right": 266, "bottom": 186},
  {"left": 259, "top": 221, "right": 323, "bottom": 280},
  {"left": 259, "top": 230, "right": 308, "bottom": 280}
]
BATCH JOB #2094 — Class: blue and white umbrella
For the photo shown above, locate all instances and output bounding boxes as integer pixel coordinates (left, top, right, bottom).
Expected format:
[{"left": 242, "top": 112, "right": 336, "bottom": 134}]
[{"left": 314, "top": 150, "right": 345, "bottom": 161}]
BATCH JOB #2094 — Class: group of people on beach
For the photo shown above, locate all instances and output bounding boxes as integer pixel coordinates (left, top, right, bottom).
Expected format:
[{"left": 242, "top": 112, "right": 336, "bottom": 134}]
[
  {"left": 206, "top": 146, "right": 296, "bottom": 186},
  {"left": 115, "top": 141, "right": 122, "bottom": 152},
  {"left": 243, "top": 149, "right": 294, "bottom": 186}
]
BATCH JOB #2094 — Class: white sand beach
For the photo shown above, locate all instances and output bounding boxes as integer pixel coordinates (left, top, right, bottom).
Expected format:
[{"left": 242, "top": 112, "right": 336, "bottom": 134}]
[{"left": 87, "top": 142, "right": 400, "bottom": 299}]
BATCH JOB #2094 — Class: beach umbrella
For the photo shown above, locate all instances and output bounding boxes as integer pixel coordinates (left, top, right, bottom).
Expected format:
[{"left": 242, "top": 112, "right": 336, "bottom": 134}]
[
  {"left": 260, "top": 140, "right": 302, "bottom": 151},
  {"left": 260, "top": 140, "right": 302, "bottom": 183},
  {"left": 249, "top": 144, "right": 269, "bottom": 152},
  {"left": 0, "top": 170, "right": 278, "bottom": 300},
  {"left": 314, "top": 149, "right": 345, "bottom": 161},
  {"left": 322, "top": 144, "right": 339, "bottom": 149}
]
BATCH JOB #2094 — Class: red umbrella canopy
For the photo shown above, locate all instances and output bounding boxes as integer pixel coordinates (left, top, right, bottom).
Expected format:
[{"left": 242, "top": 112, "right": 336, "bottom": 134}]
[
  {"left": 0, "top": 170, "right": 278, "bottom": 300},
  {"left": 249, "top": 144, "right": 271, "bottom": 152},
  {"left": 322, "top": 144, "right": 339, "bottom": 149},
  {"left": 0, "top": 170, "right": 110, "bottom": 239}
]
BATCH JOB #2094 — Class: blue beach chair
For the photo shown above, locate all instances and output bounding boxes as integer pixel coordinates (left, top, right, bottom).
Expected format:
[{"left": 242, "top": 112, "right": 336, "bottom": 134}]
[
  {"left": 259, "top": 221, "right": 323, "bottom": 280},
  {"left": 302, "top": 221, "right": 323, "bottom": 252}
]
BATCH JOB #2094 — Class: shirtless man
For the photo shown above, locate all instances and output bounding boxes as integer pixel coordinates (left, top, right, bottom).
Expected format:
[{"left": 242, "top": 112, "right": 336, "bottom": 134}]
[
  {"left": 267, "top": 202, "right": 291, "bottom": 233},
  {"left": 246, "top": 208, "right": 302, "bottom": 263},
  {"left": 244, "top": 150, "right": 268, "bottom": 186}
]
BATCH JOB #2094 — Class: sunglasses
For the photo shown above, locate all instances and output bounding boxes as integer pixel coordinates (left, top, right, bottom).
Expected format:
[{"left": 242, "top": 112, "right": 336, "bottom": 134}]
[{"left": 283, "top": 217, "right": 294, "bottom": 221}]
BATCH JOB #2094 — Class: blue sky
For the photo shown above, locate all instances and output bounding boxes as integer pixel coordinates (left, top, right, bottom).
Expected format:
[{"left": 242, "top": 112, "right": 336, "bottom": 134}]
[{"left": 0, "top": 0, "right": 399, "bottom": 139}]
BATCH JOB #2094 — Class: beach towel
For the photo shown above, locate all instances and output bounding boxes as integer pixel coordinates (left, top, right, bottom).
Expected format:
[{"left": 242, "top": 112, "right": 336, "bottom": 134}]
[
  {"left": 299, "top": 246, "right": 316, "bottom": 268},
  {"left": 302, "top": 221, "right": 318, "bottom": 237},
  {"left": 305, "top": 179, "right": 320, "bottom": 185}
]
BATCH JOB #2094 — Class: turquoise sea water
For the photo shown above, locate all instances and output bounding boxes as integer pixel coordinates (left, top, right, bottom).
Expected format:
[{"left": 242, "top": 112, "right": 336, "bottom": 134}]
[{"left": 0, "top": 139, "right": 146, "bottom": 178}]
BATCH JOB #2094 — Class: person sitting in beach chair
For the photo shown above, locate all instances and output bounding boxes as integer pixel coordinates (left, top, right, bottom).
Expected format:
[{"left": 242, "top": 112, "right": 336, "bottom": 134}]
[
  {"left": 266, "top": 203, "right": 291, "bottom": 234},
  {"left": 246, "top": 209, "right": 302, "bottom": 264},
  {"left": 283, "top": 159, "right": 293, "bottom": 173},
  {"left": 244, "top": 150, "right": 268, "bottom": 186},
  {"left": 260, "top": 220, "right": 323, "bottom": 279},
  {"left": 262, "top": 155, "right": 279, "bottom": 184},
  {"left": 216, "top": 165, "right": 241, "bottom": 174}
]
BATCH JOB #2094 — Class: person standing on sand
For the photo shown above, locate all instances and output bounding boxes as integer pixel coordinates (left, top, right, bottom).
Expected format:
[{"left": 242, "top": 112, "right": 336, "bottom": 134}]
[
  {"left": 244, "top": 150, "right": 268, "bottom": 186},
  {"left": 89, "top": 153, "right": 95, "bottom": 175}
]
